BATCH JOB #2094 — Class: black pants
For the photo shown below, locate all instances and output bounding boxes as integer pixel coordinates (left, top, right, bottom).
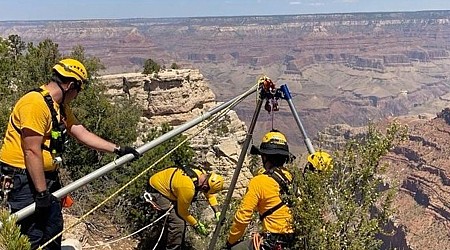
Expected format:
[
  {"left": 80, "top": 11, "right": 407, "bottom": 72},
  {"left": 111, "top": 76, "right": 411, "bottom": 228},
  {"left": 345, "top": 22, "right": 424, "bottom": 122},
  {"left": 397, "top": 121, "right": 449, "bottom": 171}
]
[
  {"left": 150, "top": 191, "right": 186, "bottom": 250},
  {"left": 2, "top": 165, "right": 63, "bottom": 250}
]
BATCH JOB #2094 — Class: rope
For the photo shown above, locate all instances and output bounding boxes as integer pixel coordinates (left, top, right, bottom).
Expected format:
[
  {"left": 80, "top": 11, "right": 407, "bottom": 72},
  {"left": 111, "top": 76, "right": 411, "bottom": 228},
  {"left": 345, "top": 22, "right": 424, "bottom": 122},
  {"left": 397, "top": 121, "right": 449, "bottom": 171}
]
[
  {"left": 83, "top": 206, "right": 173, "bottom": 249},
  {"left": 38, "top": 85, "right": 252, "bottom": 250},
  {"left": 252, "top": 232, "right": 262, "bottom": 250},
  {"left": 271, "top": 101, "right": 275, "bottom": 130},
  {"left": 152, "top": 208, "right": 170, "bottom": 250}
]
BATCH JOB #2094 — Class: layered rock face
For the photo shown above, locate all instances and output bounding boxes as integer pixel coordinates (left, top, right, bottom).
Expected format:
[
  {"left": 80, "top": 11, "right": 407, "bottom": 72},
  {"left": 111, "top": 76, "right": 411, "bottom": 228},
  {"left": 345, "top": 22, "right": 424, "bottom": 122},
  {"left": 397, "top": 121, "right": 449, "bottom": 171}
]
[
  {"left": 320, "top": 112, "right": 450, "bottom": 250},
  {"left": 384, "top": 114, "right": 450, "bottom": 250},
  {"left": 100, "top": 69, "right": 253, "bottom": 196},
  {"left": 1, "top": 11, "right": 450, "bottom": 152}
]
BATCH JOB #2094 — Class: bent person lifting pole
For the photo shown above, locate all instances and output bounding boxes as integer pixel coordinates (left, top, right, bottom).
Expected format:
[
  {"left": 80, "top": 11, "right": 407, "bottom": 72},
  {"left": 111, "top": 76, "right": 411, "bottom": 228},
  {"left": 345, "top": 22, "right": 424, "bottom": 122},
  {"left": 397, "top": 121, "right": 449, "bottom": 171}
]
[{"left": 13, "top": 85, "right": 257, "bottom": 222}]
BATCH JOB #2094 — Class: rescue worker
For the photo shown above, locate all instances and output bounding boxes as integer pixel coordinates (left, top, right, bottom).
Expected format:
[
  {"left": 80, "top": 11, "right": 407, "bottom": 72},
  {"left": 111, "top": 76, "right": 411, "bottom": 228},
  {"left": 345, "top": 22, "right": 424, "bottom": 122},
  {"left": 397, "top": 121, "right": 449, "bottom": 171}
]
[
  {"left": 303, "top": 151, "right": 333, "bottom": 173},
  {"left": 147, "top": 165, "right": 224, "bottom": 250},
  {"left": 226, "top": 130, "right": 295, "bottom": 250},
  {"left": 0, "top": 58, "right": 140, "bottom": 250}
]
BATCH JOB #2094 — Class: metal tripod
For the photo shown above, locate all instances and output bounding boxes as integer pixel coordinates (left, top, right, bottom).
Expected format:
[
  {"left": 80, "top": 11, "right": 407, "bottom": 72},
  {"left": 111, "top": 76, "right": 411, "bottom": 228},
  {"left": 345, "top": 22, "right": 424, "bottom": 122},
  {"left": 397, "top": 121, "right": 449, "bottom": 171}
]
[{"left": 208, "top": 83, "right": 315, "bottom": 249}]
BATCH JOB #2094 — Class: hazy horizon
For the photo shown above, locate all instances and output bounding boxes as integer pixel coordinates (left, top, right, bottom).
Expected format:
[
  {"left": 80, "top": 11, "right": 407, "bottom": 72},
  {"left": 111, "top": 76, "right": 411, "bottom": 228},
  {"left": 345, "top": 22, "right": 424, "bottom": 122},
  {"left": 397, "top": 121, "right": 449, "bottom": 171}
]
[{"left": 1, "top": 0, "right": 450, "bottom": 22}]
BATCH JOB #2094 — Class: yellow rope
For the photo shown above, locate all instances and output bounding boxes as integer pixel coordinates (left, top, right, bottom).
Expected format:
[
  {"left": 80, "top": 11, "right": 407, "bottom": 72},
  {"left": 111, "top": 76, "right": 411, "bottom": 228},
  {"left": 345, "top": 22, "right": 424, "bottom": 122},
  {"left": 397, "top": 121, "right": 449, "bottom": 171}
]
[{"left": 38, "top": 83, "right": 256, "bottom": 249}]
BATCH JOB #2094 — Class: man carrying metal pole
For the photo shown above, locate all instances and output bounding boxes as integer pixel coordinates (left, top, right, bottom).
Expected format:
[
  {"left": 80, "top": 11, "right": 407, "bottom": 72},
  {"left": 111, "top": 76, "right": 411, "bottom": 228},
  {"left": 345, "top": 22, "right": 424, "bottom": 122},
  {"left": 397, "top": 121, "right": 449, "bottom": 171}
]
[{"left": 0, "top": 58, "right": 139, "bottom": 250}]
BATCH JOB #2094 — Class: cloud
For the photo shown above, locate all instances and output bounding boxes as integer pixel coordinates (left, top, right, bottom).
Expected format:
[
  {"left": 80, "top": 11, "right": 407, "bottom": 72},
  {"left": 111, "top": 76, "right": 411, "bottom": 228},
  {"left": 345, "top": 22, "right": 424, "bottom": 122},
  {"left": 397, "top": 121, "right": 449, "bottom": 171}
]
[
  {"left": 340, "top": 0, "right": 359, "bottom": 3},
  {"left": 289, "top": 1, "right": 302, "bottom": 4}
]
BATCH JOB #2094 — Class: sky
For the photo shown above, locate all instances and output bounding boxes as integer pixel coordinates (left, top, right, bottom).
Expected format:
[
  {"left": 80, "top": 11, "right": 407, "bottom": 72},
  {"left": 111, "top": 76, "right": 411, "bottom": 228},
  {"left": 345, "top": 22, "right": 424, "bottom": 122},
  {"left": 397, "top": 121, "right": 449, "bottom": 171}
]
[{"left": 0, "top": 0, "right": 449, "bottom": 21}]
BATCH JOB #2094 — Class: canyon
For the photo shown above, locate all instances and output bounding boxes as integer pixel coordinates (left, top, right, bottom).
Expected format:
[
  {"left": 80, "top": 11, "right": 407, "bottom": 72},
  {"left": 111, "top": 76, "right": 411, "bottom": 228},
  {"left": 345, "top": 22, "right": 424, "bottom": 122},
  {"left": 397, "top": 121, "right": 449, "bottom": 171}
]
[
  {"left": 1, "top": 10, "right": 450, "bottom": 153},
  {"left": 2, "top": 10, "right": 450, "bottom": 249}
]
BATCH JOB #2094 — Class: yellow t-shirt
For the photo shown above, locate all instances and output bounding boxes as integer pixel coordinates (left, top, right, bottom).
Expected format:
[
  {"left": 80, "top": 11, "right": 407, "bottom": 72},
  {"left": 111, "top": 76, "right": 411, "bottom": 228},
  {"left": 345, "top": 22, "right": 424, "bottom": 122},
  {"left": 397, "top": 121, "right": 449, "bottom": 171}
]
[
  {"left": 149, "top": 167, "right": 218, "bottom": 226},
  {"left": 0, "top": 85, "right": 77, "bottom": 171},
  {"left": 227, "top": 171, "right": 294, "bottom": 244}
]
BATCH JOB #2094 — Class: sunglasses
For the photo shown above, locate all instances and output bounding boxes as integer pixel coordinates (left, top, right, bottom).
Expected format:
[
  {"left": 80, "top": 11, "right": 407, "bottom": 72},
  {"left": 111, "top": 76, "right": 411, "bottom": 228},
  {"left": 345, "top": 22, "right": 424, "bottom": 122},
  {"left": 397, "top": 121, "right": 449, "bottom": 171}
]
[{"left": 69, "top": 81, "right": 85, "bottom": 93}]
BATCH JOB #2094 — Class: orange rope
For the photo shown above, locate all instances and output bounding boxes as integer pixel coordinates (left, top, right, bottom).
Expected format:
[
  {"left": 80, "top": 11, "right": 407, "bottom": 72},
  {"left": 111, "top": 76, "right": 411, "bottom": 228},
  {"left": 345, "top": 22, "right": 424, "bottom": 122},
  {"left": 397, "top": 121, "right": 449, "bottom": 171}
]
[{"left": 252, "top": 232, "right": 262, "bottom": 250}]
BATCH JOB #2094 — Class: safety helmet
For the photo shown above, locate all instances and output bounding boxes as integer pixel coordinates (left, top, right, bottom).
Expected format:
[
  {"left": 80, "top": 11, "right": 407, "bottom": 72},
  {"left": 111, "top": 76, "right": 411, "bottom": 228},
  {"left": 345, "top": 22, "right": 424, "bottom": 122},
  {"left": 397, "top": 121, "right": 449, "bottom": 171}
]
[
  {"left": 307, "top": 151, "right": 333, "bottom": 172},
  {"left": 53, "top": 58, "right": 88, "bottom": 87},
  {"left": 250, "top": 130, "right": 290, "bottom": 156},
  {"left": 207, "top": 172, "right": 224, "bottom": 195}
]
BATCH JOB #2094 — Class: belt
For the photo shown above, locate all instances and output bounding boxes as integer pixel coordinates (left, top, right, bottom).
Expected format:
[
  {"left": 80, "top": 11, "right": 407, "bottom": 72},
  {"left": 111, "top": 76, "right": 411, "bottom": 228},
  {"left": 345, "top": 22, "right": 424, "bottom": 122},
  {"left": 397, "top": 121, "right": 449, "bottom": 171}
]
[
  {"left": 262, "top": 233, "right": 294, "bottom": 243},
  {"left": 0, "top": 163, "right": 27, "bottom": 175},
  {"left": 0, "top": 163, "right": 58, "bottom": 178}
]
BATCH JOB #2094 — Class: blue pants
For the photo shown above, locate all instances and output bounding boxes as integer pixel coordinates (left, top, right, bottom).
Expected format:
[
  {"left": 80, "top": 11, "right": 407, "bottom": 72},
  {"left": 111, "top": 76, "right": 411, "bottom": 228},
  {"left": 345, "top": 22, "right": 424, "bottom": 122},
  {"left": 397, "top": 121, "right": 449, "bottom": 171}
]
[{"left": 8, "top": 172, "right": 63, "bottom": 250}]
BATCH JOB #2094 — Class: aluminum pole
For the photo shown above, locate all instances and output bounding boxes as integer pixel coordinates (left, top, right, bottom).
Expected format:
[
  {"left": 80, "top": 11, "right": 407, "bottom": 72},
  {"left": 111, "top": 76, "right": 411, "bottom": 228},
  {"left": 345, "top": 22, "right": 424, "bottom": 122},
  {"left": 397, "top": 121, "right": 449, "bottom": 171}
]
[
  {"left": 208, "top": 95, "right": 264, "bottom": 250},
  {"left": 13, "top": 85, "right": 257, "bottom": 221},
  {"left": 280, "top": 84, "right": 315, "bottom": 154}
]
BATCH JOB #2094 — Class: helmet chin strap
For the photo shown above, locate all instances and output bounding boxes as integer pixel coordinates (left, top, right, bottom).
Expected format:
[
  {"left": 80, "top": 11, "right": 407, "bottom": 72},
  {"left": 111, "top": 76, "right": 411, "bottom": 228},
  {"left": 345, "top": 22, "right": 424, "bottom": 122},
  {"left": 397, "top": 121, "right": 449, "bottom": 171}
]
[{"left": 55, "top": 82, "right": 67, "bottom": 104}]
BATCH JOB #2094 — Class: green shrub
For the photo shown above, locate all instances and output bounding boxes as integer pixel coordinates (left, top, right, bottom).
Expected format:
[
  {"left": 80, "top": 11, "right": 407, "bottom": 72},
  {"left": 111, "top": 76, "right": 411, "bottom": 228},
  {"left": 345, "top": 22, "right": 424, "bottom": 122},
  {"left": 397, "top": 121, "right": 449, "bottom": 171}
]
[
  {"left": 0, "top": 209, "right": 30, "bottom": 250},
  {"left": 142, "top": 59, "right": 161, "bottom": 75},
  {"left": 290, "top": 122, "right": 407, "bottom": 250}
]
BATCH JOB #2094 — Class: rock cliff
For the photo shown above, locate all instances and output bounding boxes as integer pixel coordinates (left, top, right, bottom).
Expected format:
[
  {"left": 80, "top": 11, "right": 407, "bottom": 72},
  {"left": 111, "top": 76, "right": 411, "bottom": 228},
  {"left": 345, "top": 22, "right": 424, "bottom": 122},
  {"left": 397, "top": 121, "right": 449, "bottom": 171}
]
[
  {"left": 100, "top": 69, "right": 253, "bottom": 196},
  {"left": 61, "top": 69, "right": 254, "bottom": 249},
  {"left": 319, "top": 111, "right": 450, "bottom": 249},
  {"left": 2, "top": 11, "right": 450, "bottom": 152}
]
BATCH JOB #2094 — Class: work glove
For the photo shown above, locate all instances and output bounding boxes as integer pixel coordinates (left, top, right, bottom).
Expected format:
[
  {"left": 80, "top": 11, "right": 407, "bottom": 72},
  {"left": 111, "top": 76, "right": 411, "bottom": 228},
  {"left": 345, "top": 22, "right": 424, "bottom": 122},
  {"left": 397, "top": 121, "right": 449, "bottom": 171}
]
[
  {"left": 215, "top": 211, "right": 221, "bottom": 222},
  {"left": 194, "top": 221, "right": 209, "bottom": 236},
  {"left": 34, "top": 190, "right": 55, "bottom": 223},
  {"left": 114, "top": 145, "right": 140, "bottom": 158}
]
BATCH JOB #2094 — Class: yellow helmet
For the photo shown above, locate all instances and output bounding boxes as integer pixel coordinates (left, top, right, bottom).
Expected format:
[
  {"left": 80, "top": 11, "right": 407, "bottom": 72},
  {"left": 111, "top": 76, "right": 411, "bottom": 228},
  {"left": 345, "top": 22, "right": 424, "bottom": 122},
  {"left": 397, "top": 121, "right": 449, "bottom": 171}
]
[
  {"left": 307, "top": 151, "right": 333, "bottom": 172},
  {"left": 207, "top": 172, "right": 224, "bottom": 195},
  {"left": 250, "top": 130, "right": 290, "bottom": 156},
  {"left": 53, "top": 58, "right": 88, "bottom": 84}
]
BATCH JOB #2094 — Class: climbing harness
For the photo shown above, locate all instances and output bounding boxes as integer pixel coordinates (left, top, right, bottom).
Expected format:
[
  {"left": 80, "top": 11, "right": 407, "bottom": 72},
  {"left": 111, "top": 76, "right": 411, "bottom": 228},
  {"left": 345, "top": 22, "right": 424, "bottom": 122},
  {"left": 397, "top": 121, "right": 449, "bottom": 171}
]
[
  {"left": 0, "top": 173, "right": 13, "bottom": 208},
  {"left": 10, "top": 88, "right": 67, "bottom": 162},
  {"left": 169, "top": 165, "right": 204, "bottom": 201},
  {"left": 252, "top": 232, "right": 294, "bottom": 250},
  {"left": 260, "top": 232, "right": 294, "bottom": 250},
  {"left": 259, "top": 168, "right": 293, "bottom": 221},
  {"left": 143, "top": 191, "right": 162, "bottom": 211}
]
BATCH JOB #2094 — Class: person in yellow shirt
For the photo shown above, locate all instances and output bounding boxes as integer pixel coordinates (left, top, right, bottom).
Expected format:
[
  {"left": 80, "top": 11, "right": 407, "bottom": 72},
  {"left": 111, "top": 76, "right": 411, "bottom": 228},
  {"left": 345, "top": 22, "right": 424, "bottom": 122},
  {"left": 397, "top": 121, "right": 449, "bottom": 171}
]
[
  {"left": 148, "top": 165, "right": 224, "bottom": 250},
  {"left": 226, "top": 130, "right": 295, "bottom": 250},
  {"left": 0, "top": 58, "right": 139, "bottom": 250}
]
